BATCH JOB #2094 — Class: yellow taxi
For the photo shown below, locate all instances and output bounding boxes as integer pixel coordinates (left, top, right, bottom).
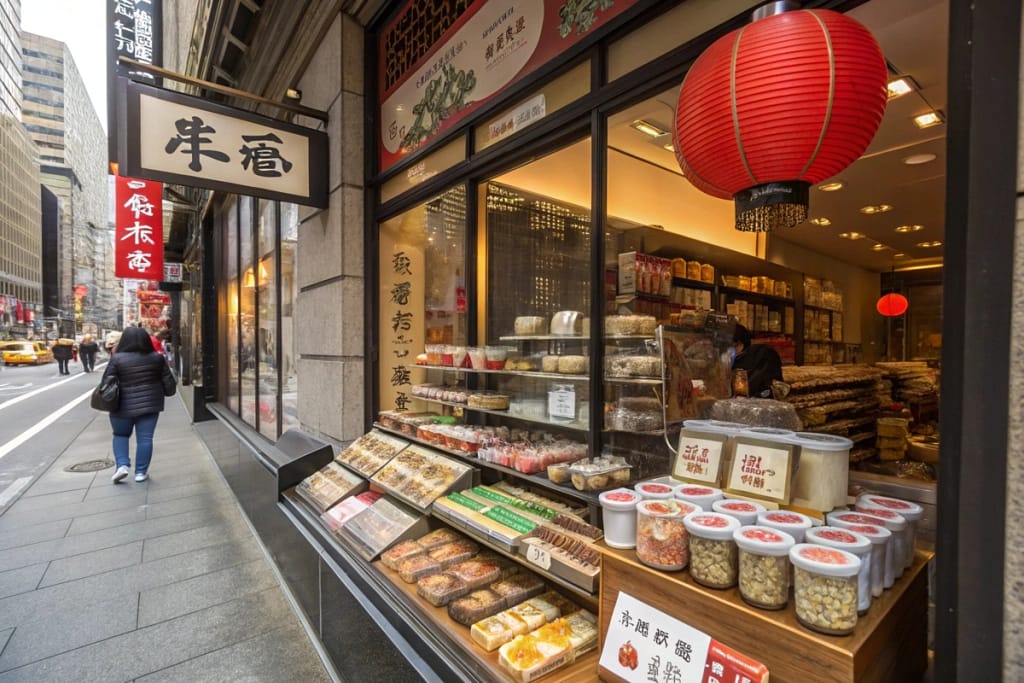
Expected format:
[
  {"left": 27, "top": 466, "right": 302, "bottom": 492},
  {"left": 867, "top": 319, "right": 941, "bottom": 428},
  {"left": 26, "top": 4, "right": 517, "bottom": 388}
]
[{"left": 0, "top": 341, "right": 54, "bottom": 365}]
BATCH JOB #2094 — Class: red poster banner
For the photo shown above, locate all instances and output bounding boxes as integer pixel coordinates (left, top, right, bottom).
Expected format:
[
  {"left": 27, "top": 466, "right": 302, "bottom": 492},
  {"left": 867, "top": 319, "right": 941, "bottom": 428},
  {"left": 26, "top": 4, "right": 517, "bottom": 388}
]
[{"left": 115, "top": 176, "right": 163, "bottom": 280}]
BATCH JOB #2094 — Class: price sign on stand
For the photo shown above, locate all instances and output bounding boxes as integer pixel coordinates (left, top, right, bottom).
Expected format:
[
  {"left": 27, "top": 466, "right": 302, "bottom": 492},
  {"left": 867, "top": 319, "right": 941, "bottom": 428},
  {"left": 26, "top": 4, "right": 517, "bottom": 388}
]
[
  {"left": 725, "top": 437, "right": 794, "bottom": 504},
  {"left": 673, "top": 429, "right": 728, "bottom": 485},
  {"left": 524, "top": 541, "right": 552, "bottom": 570},
  {"left": 599, "top": 591, "right": 768, "bottom": 683},
  {"left": 548, "top": 385, "right": 576, "bottom": 421}
]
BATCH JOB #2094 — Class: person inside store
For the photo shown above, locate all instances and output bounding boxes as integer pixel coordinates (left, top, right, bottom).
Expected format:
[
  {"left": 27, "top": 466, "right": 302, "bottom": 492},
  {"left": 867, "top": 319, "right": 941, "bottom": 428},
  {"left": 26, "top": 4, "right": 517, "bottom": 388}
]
[
  {"left": 731, "top": 324, "right": 784, "bottom": 399},
  {"left": 78, "top": 334, "right": 99, "bottom": 372},
  {"left": 103, "top": 327, "right": 177, "bottom": 484},
  {"left": 51, "top": 337, "right": 75, "bottom": 375}
]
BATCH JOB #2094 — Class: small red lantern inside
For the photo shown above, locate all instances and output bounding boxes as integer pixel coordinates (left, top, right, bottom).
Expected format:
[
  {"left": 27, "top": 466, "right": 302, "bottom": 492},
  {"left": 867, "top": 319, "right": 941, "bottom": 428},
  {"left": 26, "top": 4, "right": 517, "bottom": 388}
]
[
  {"left": 674, "top": 9, "right": 888, "bottom": 231},
  {"left": 876, "top": 292, "right": 909, "bottom": 317}
]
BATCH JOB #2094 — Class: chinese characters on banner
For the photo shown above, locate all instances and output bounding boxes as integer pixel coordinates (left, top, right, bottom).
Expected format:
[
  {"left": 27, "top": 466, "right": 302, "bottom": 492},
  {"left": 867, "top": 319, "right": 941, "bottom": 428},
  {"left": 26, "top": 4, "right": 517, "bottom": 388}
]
[
  {"left": 599, "top": 592, "right": 769, "bottom": 683},
  {"left": 107, "top": 0, "right": 162, "bottom": 163},
  {"left": 378, "top": 229, "right": 424, "bottom": 412},
  {"left": 115, "top": 176, "right": 163, "bottom": 280}
]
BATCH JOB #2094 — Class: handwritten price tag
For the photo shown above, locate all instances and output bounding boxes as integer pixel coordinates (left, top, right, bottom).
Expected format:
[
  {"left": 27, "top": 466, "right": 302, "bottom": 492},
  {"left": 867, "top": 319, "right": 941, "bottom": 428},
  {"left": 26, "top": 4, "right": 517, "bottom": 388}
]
[
  {"left": 525, "top": 542, "right": 552, "bottom": 570},
  {"left": 673, "top": 429, "right": 727, "bottom": 485}
]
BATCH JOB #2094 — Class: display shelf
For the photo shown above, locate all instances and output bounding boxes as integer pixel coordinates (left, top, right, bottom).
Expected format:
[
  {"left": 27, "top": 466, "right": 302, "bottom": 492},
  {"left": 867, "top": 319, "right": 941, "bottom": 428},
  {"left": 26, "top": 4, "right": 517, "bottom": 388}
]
[
  {"left": 804, "top": 303, "right": 843, "bottom": 313},
  {"left": 671, "top": 276, "right": 715, "bottom": 290},
  {"left": 498, "top": 334, "right": 589, "bottom": 342},
  {"left": 413, "top": 396, "right": 591, "bottom": 432},
  {"left": 413, "top": 364, "right": 591, "bottom": 382},
  {"left": 719, "top": 285, "right": 795, "bottom": 305},
  {"left": 603, "top": 376, "right": 663, "bottom": 386}
]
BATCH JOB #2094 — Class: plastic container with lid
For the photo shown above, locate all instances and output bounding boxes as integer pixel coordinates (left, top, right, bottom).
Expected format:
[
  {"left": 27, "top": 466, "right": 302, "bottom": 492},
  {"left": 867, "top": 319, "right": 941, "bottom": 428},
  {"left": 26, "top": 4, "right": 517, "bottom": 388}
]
[
  {"left": 805, "top": 526, "right": 873, "bottom": 614},
  {"left": 829, "top": 522, "right": 890, "bottom": 597},
  {"left": 846, "top": 506, "right": 910, "bottom": 579},
  {"left": 733, "top": 526, "right": 795, "bottom": 609},
  {"left": 788, "top": 433, "right": 853, "bottom": 511},
  {"left": 635, "top": 499, "right": 697, "bottom": 571},
  {"left": 467, "top": 347, "right": 487, "bottom": 370},
  {"left": 599, "top": 488, "right": 641, "bottom": 549},
  {"left": 635, "top": 481, "right": 675, "bottom": 500},
  {"left": 712, "top": 498, "right": 767, "bottom": 526},
  {"left": 673, "top": 484, "right": 724, "bottom": 511},
  {"left": 856, "top": 495, "right": 923, "bottom": 570},
  {"left": 790, "top": 544, "right": 861, "bottom": 636},
  {"left": 827, "top": 511, "right": 898, "bottom": 588},
  {"left": 757, "top": 510, "right": 813, "bottom": 543},
  {"left": 683, "top": 511, "right": 740, "bottom": 589}
]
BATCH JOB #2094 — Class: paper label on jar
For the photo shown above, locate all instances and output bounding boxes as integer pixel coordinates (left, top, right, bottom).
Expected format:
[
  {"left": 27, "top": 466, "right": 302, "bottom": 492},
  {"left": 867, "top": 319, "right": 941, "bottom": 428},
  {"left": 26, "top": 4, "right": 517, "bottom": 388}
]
[
  {"left": 725, "top": 438, "right": 794, "bottom": 503},
  {"left": 525, "top": 541, "right": 552, "bottom": 570},
  {"left": 673, "top": 429, "right": 727, "bottom": 485}
]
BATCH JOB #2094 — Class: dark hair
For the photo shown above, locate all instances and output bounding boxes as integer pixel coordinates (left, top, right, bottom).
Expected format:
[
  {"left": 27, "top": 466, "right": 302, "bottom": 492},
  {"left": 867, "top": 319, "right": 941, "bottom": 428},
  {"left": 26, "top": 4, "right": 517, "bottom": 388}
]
[
  {"left": 733, "top": 323, "right": 753, "bottom": 349},
  {"left": 116, "top": 326, "right": 155, "bottom": 353}
]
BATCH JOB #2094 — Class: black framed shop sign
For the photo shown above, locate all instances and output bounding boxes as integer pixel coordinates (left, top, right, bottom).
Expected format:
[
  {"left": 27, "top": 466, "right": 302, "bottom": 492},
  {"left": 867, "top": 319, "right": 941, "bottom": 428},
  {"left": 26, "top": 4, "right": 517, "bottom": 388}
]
[
  {"left": 107, "top": 0, "right": 163, "bottom": 165},
  {"left": 118, "top": 78, "right": 329, "bottom": 208}
]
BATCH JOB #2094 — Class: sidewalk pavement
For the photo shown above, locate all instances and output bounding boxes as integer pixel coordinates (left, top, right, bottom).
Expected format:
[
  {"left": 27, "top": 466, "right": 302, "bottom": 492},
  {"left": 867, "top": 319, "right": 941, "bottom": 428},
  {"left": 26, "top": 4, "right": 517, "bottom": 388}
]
[{"left": 0, "top": 398, "right": 332, "bottom": 683}]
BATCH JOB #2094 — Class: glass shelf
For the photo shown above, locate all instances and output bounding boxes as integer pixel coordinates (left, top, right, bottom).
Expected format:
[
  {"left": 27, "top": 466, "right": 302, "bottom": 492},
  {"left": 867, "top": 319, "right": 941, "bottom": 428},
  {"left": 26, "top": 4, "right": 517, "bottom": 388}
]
[
  {"left": 411, "top": 364, "right": 590, "bottom": 382},
  {"left": 671, "top": 276, "right": 715, "bottom": 290},
  {"left": 413, "top": 397, "right": 590, "bottom": 432},
  {"left": 498, "top": 334, "right": 588, "bottom": 341},
  {"left": 603, "top": 376, "right": 663, "bottom": 385}
]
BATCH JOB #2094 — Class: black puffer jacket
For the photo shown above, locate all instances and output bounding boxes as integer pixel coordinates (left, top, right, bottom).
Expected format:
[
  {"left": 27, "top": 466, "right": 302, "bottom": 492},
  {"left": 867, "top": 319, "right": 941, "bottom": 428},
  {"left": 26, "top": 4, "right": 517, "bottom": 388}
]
[{"left": 103, "top": 351, "right": 176, "bottom": 418}]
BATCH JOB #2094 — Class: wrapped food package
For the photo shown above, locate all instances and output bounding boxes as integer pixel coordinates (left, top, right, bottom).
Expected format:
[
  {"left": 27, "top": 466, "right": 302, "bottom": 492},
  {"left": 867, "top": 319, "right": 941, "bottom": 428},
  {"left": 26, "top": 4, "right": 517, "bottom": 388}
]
[
  {"left": 428, "top": 539, "right": 480, "bottom": 568},
  {"left": 448, "top": 588, "right": 507, "bottom": 626},
  {"left": 709, "top": 398, "right": 803, "bottom": 431},
  {"left": 380, "top": 539, "right": 425, "bottom": 571},
  {"left": 471, "top": 612, "right": 529, "bottom": 651},
  {"left": 490, "top": 572, "right": 546, "bottom": 605},
  {"left": 417, "top": 572, "right": 470, "bottom": 607},
  {"left": 448, "top": 557, "right": 503, "bottom": 589},
  {"left": 417, "top": 527, "right": 464, "bottom": 550},
  {"left": 398, "top": 554, "right": 442, "bottom": 584}
]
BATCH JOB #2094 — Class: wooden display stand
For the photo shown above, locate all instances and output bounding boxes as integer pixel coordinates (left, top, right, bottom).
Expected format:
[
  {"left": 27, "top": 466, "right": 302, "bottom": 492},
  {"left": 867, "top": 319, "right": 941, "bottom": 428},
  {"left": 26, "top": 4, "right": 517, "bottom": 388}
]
[{"left": 597, "top": 545, "right": 932, "bottom": 683}]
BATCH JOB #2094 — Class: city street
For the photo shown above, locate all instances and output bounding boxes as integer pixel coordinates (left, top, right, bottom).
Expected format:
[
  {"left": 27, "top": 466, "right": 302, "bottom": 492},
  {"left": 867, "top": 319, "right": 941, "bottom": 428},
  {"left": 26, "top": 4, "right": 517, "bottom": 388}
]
[{"left": 0, "top": 358, "right": 108, "bottom": 513}]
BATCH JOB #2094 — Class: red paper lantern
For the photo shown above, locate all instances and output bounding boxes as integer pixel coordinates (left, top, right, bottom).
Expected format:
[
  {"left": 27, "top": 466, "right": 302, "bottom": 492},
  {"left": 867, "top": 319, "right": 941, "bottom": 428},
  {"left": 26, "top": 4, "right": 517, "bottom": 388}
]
[
  {"left": 675, "top": 9, "right": 888, "bottom": 231},
  {"left": 876, "top": 292, "right": 909, "bottom": 317}
]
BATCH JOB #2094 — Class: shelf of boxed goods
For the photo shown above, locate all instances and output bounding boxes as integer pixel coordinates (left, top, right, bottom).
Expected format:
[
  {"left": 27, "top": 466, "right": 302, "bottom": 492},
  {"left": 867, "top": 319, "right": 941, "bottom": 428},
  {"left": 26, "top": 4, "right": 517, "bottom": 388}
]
[
  {"left": 413, "top": 396, "right": 591, "bottom": 433},
  {"left": 719, "top": 285, "right": 795, "bottom": 307},
  {"left": 413, "top": 363, "right": 592, "bottom": 383}
]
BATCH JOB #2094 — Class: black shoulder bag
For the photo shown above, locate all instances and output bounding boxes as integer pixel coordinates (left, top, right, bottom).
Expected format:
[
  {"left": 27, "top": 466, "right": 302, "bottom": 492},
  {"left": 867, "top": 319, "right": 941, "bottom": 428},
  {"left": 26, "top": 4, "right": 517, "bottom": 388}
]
[{"left": 91, "top": 369, "right": 120, "bottom": 412}]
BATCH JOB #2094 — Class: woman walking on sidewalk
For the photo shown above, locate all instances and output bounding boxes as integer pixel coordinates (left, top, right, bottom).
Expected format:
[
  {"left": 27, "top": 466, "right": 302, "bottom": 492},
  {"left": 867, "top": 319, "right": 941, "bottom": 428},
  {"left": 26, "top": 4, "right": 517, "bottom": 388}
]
[
  {"left": 52, "top": 338, "right": 74, "bottom": 375},
  {"left": 104, "top": 327, "right": 177, "bottom": 484},
  {"left": 79, "top": 334, "right": 99, "bottom": 372}
]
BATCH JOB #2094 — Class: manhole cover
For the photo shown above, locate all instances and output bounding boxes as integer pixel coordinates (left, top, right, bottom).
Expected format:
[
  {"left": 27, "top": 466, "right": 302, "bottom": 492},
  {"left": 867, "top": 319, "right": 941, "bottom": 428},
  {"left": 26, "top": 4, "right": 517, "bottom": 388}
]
[{"left": 65, "top": 458, "right": 114, "bottom": 473}]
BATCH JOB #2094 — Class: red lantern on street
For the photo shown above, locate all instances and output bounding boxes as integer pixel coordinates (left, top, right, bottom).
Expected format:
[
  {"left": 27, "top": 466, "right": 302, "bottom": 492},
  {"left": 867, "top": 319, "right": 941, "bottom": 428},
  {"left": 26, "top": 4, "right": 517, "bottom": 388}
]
[
  {"left": 674, "top": 7, "right": 888, "bottom": 231},
  {"left": 876, "top": 292, "right": 909, "bottom": 317}
]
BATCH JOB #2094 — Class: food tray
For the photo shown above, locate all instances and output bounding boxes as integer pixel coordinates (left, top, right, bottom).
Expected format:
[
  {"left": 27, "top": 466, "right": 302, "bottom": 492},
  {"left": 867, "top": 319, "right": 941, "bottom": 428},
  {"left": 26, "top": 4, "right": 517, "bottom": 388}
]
[
  {"left": 335, "top": 429, "right": 409, "bottom": 477},
  {"left": 296, "top": 462, "right": 367, "bottom": 512},
  {"left": 320, "top": 491, "right": 381, "bottom": 533},
  {"left": 337, "top": 496, "right": 429, "bottom": 561},
  {"left": 448, "top": 588, "right": 507, "bottom": 626},
  {"left": 371, "top": 444, "right": 475, "bottom": 511}
]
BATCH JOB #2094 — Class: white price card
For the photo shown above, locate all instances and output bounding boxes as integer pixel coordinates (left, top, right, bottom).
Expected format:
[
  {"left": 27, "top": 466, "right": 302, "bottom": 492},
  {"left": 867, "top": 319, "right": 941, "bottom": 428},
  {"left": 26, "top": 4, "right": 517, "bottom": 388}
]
[
  {"left": 673, "top": 429, "right": 727, "bottom": 485},
  {"left": 548, "top": 387, "right": 576, "bottom": 420},
  {"left": 725, "top": 437, "right": 794, "bottom": 504},
  {"left": 525, "top": 541, "right": 552, "bottom": 570}
]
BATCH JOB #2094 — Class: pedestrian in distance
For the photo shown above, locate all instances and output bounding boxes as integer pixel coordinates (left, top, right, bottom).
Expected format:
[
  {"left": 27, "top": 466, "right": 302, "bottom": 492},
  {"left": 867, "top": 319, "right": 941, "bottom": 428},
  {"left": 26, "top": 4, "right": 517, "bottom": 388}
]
[
  {"left": 52, "top": 338, "right": 75, "bottom": 375},
  {"left": 103, "top": 327, "right": 177, "bottom": 484},
  {"left": 79, "top": 334, "right": 99, "bottom": 372}
]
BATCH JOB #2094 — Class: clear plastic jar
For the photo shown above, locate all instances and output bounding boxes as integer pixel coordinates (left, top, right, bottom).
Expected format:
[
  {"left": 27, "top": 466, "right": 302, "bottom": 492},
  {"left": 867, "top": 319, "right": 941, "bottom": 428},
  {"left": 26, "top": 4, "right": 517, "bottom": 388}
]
[
  {"left": 684, "top": 512, "right": 740, "bottom": 589},
  {"left": 636, "top": 500, "right": 696, "bottom": 571},
  {"left": 791, "top": 544, "right": 861, "bottom": 636},
  {"left": 733, "top": 526, "right": 795, "bottom": 609},
  {"left": 599, "top": 488, "right": 640, "bottom": 549},
  {"left": 673, "top": 484, "right": 724, "bottom": 511},
  {"left": 829, "top": 511, "right": 900, "bottom": 588},
  {"left": 805, "top": 526, "right": 872, "bottom": 614},
  {"left": 856, "top": 497, "right": 919, "bottom": 570},
  {"left": 712, "top": 499, "right": 766, "bottom": 526}
]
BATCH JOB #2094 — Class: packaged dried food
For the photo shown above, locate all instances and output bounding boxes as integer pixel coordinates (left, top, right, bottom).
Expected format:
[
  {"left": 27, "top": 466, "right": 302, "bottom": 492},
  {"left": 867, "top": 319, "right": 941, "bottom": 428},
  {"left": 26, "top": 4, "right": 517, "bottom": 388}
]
[
  {"left": 805, "top": 526, "right": 872, "bottom": 614},
  {"left": 546, "top": 461, "right": 574, "bottom": 484},
  {"left": 498, "top": 631, "right": 572, "bottom": 683},
  {"left": 672, "top": 258, "right": 687, "bottom": 278},
  {"left": 533, "top": 590, "right": 578, "bottom": 618},
  {"left": 381, "top": 539, "right": 425, "bottom": 571},
  {"left": 398, "top": 554, "right": 442, "bottom": 584},
  {"left": 562, "top": 609, "right": 599, "bottom": 650},
  {"left": 471, "top": 612, "right": 529, "bottom": 651},
  {"left": 490, "top": 572, "right": 546, "bottom": 605},
  {"left": 429, "top": 539, "right": 480, "bottom": 568},
  {"left": 789, "top": 432, "right": 853, "bottom": 511},
  {"left": 568, "top": 459, "right": 632, "bottom": 492},
  {"left": 448, "top": 558, "right": 503, "bottom": 589},
  {"left": 448, "top": 588, "right": 507, "bottom": 626},
  {"left": 296, "top": 462, "right": 365, "bottom": 512},
  {"left": 556, "top": 355, "right": 587, "bottom": 375},
  {"left": 709, "top": 398, "right": 802, "bottom": 431},
  {"left": 417, "top": 572, "right": 470, "bottom": 607},
  {"left": 856, "top": 495, "right": 923, "bottom": 570},
  {"left": 468, "top": 347, "right": 487, "bottom": 369},
  {"left": 673, "top": 484, "right": 724, "bottom": 511},
  {"left": 686, "top": 261, "right": 702, "bottom": 280},
  {"left": 514, "top": 316, "right": 547, "bottom": 336},
  {"left": 790, "top": 544, "right": 861, "bottom": 636},
  {"left": 826, "top": 521, "right": 890, "bottom": 598},
  {"left": 757, "top": 510, "right": 813, "bottom": 544},
  {"left": 733, "top": 526, "right": 795, "bottom": 610},
  {"left": 321, "top": 491, "right": 381, "bottom": 532},
  {"left": 508, "top": 596, "right": 561, "bottom": 630},
  {"left": 467, "top": 393, "right": 511, "bottom": 410},
  {"left": 605, "top": 315, "right": 657, "bottom": 337},
  {"left": 417, "top": 526, "right": 464, "bottom": 550},
  {"left": 684, "top": 511, "right": 740, "bottom": 589},
  {"left": 604, "top": 354, "right": 662, "bottom": 378},
  {"left": 827, "top": 511, "right": 896, "bottom": 589},
  {"left": 599, "top": 488, "right": 640, "bottom": 549},
  {"left": 336, "top": 430, "right": 409, "bottom": 477},
  {"left": 340, "top": 496, "right": 424, "bottom": 561},
  {"left": 636, "top": 499, "right": 697, "bottom": 571},
  {"left": 700, "top": 263, "right": 715, "bottom": 284},
  {"left": 635, "top": 481, "right": 675, "bottom": 500},
  {"left": 485, "top": 346, "right": 511, "bottom": 370},
  {"left": 712, "top": 499, "right": 766, "bottom": 526},
  {"left": 541, "top": 355, "right": 560, "bottom": 373},
  {"left": 831, "top": 508, "right": 906, "bottom": 583}
]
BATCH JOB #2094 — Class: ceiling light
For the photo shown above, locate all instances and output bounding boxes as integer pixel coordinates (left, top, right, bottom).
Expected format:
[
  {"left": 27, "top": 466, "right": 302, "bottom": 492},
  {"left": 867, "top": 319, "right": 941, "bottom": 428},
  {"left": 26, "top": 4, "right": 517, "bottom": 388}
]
[
  {"left": 808, "top": 217, "right": 831, "bottom": 226},
  {"left": 914, "top": 111, "right": 945, "bottom": 129},
  {"left": 894, "top": 253, "right": 908, "bottom": 259},
  {"left": 631, "top": 120, "right": 667, "bottom": 138},
  {"left": 887, "top": 77, "right": 916, "bottom": 99},
  {"left": 839, "top": 232, "right": 865, "bottom": 240},
  {"left": 871, "top": 243, "right": 887, "bottom": 251},
  {"left": 917, "top": 240, "right": 942, "bottom": 248},
  {"left": 818, "top": 181, "right": 844, "bottom": 192},
  {"left": 860, "top": 204, "right": 893, "bottom": 215},
  {"left": 663, "top": 143, "right": 675, "bottom": 152},
  {"left": 895, "top": 224, "right": 924, "bottom": 233},
  {"left": 902, "top": 153, "right": 937, "bottom": 165}
]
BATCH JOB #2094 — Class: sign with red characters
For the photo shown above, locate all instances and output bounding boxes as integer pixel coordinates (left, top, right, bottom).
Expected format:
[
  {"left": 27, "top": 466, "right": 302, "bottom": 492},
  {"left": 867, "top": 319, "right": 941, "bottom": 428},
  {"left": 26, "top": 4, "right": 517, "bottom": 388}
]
[{"left": 114, "top": 175, "right": 163, "bottom": 280}]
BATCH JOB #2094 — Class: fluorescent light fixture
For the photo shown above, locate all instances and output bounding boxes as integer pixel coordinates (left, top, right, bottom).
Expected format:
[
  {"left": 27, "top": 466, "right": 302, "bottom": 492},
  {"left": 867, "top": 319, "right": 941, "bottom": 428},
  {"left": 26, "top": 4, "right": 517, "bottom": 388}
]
[
  {"left": 860, "top": 204, "right": 893, "bottom": 215},
  {"left": 916, "top": 240, "right": 942, "bottom": 248},
  {"left": 818, "top": 181, "right": 844, "bottom": 192},
  {"left": 902, "top": 153, "right": 937, "bottom": 165},
  {"left": 914, "top": 111, "right": 945, "bottom": 129},
  {"left": 631, "top": 120, "right": 667, "bottom": 138},
  {"left": 895, "top": 224, "right": 924, "bottom": 233},
  {"left": 887, "top": 77, "right": 916, "bottom": 98}
]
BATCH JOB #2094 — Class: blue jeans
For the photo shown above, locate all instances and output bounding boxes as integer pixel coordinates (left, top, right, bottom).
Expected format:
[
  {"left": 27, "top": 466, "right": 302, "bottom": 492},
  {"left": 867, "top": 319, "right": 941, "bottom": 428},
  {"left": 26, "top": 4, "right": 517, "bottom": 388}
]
[{"left": 110, "top": 413, "right": 160, "bottom": 474}]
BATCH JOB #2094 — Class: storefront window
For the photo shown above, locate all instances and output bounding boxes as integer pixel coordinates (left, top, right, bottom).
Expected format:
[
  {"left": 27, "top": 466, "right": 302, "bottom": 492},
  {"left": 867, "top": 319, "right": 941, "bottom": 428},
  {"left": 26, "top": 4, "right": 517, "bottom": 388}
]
[
  {"left": 281, "top": 203, "right": 300, "bottom": 432},
  {"left": 238, "top": 198, "right": 256, "bottom": 426},
  {"left": 224, "top": 199, "right": 239, "bottom": 413},
  {"left": 378, "top": 186, "right": 467, "bottom": 413},
  {"left": 257, "top": 199, "right": 279, "bottom": 437}
]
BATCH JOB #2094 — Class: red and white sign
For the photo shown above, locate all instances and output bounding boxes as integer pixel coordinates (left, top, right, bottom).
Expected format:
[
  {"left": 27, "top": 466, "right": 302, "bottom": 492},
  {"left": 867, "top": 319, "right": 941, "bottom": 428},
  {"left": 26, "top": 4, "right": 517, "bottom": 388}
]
[
  {"left": 115, "top": 176, "right": 163, "bottom": 280},
  {"left": 378, "top": 0, "right": 638, "bottom": 171}
]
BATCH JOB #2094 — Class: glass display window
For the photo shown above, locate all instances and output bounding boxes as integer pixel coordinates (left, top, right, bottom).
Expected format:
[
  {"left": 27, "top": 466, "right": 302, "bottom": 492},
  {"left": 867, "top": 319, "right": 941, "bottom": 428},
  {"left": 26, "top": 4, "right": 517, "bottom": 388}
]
[
  {"left": 281, "top": 203, "right": 300, "bottom": 433},
  {"left": 239, "top": 197, "right": 256, "bottom": 427},
  {"left": 257, "top": 199, "right": 279, "bottom": 437},
  {"left": 223, "top": 198, "right": 239, "bottom": 414}
]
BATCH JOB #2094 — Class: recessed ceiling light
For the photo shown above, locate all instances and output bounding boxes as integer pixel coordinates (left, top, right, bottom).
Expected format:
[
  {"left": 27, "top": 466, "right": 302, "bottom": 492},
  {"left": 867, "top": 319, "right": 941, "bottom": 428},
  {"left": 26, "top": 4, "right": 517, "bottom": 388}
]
[
  {"left": 894, "top": 253, "right": 908, "bottom": 259},
  {"left": 839, "top": 232, "right": 865, "bottom": 240},
  {"left": 914, "top": 111, "right": 945, "bottom": 129},
  {"left": 917, "top": 240, "right": 943, "bottom": 248},
  {"left": 860, "top": 204, "right": 893, "bottom": 215},
  {"left": 887, "top": 77, "right": 917, "bottom": 99},
  {"left": 631, "top": 120, "right": 667, "bottom": 138},
  {"left": 818, "top": 181, "right": 844, "bottom": 192},
  {"left": 895, "top": 224, "right": 924, "bottom": 233},
  {"left": 902, "top": 153, "right": 937, "bottom": 165},
  {"left": 871, "top": 244, "right": 887, "bottom": 251},
  {"left": 808, "top": 217, "right": 831, "bottom": 226}
]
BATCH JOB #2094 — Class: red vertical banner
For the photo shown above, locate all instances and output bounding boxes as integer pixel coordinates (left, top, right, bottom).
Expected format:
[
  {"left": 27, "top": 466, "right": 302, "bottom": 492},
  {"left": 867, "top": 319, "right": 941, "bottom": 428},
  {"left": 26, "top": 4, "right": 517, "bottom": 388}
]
[{"left": 115, "top": 176, "right": 163, "bottom": 279}]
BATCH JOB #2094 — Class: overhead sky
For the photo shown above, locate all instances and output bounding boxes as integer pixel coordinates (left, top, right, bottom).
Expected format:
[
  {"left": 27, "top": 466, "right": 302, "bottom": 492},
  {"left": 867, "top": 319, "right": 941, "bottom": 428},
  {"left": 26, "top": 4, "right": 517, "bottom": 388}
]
[{"left": 22, "top": 0, "right": 108, "bottom": 131}]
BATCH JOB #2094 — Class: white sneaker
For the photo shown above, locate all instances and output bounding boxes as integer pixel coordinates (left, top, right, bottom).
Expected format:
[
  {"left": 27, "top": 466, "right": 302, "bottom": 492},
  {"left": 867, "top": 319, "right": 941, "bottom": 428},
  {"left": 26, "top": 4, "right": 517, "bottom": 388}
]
[
  {"left": 112, "top": 466, "right": 129, "bottom": 483},
  {"left": 134, "top": 472, "right": 148, "bottom": 482}
]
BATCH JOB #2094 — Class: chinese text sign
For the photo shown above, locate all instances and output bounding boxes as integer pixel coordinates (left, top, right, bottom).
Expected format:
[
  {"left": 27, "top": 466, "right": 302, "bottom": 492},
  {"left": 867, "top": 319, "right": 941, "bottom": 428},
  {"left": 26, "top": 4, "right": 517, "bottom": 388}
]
[
  {"left": 115, "top": 176, "right": 163, "bottom": 280},
  {"left": 107, "top": 0, "right": 162, "bottom": 163}
]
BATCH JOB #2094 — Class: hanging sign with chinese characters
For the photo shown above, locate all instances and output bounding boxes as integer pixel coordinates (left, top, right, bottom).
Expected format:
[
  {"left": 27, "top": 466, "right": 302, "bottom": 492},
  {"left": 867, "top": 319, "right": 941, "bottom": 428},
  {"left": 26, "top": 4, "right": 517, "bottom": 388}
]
[
  {"left": 599, "top": 591, "right": 769, "bottom": 683},
  {"left": 118, "top": 79, "right": 328, "bottom": 208},
  {"left": 107, "top": 0, "right": 162, "bottom": 164},
  {"left": 725, "top": 436, "right": 795, "bottom": 505},
  {"left": 115, "top": 176, "right": 163, "bottom": 280}
]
